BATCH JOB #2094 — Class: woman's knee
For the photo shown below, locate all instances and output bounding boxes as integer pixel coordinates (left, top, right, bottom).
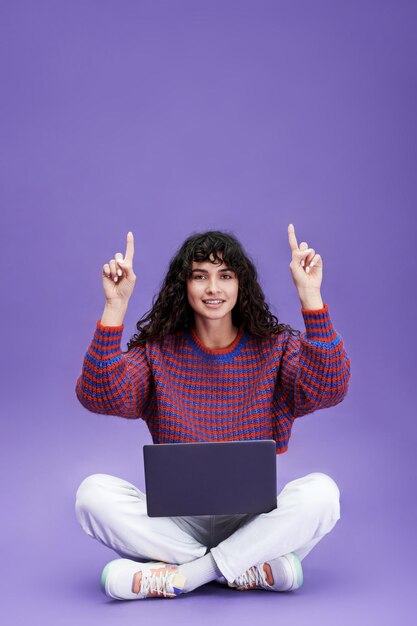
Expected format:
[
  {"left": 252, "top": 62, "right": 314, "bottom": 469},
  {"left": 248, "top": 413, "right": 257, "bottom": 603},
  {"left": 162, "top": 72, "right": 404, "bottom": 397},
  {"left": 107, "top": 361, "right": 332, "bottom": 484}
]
[
  {"left": 75, "top": 473, "right": 116, "bottom": 522},
  {"left": 303, "top": 472, "right": 341, "bottom": 521}
]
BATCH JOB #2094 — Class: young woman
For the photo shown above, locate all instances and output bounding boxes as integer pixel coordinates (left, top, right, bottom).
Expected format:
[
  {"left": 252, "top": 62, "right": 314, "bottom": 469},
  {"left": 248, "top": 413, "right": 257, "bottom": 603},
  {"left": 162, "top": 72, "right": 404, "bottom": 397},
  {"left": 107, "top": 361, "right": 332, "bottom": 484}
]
[{"left": 75, "top": 225, "right": 350, "bottom": 600}]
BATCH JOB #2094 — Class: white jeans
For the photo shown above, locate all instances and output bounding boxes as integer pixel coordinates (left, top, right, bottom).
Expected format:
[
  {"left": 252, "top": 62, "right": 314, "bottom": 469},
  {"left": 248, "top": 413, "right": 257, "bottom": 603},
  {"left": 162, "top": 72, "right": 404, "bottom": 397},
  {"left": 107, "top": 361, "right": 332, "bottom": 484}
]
[{"left": 75, "top": 472, "right": 341, "bottom": 583}]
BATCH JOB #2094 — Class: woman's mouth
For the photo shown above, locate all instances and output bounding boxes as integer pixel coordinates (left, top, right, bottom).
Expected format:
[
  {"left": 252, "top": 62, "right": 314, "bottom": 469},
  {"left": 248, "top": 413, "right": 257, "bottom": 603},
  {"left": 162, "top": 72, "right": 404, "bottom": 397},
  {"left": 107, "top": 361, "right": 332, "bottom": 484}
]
[{"left": 203, "top": 300, "right": 225, "bottom": 307}]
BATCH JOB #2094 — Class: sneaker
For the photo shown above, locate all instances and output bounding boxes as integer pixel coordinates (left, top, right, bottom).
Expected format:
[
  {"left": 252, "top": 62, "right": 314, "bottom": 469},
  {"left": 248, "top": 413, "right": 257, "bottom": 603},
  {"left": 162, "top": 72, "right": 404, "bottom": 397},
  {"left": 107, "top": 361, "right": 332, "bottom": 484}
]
[
  {"left": 100, "top": 558, "right": 187, "bottom": 600},
  {"left": 228, "top": 552, "right": 303, "bottom": 592}
]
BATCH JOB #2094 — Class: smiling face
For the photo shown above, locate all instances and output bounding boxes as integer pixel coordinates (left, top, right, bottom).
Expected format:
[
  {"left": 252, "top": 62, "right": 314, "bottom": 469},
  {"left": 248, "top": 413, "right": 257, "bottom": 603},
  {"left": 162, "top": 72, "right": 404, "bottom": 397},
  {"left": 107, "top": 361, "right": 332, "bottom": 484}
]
[{"left": 186, "top": 254, "right": 239, "bottom": 325}]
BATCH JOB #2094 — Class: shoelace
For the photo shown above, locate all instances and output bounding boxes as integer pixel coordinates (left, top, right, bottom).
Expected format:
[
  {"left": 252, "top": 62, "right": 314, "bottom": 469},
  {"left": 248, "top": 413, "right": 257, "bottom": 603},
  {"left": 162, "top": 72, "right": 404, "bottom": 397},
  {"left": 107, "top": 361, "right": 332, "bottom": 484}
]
[
  {"left": 234, "top": 564, "right": 268, "bottom": 590},
  {"left": 140, "top": 566, "right": 179, "bottom": 598}
]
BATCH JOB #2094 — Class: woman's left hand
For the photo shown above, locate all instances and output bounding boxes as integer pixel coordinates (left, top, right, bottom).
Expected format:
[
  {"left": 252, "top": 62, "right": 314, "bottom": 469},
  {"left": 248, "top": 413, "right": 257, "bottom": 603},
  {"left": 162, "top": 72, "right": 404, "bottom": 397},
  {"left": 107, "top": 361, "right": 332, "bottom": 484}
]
[{"left": 288, "top": 224, "right": 324, "bottom": 308}]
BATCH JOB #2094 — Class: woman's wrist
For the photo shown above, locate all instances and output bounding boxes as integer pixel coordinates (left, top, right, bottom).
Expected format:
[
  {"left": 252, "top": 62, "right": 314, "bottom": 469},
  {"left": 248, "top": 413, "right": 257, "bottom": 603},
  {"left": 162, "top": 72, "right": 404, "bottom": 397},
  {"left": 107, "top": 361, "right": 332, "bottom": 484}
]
[
  {"left": 298, "top": 290, "right": 324, "bottom": 311},
  {"left": 100, "top": 301, "right": 128, "bottom": 327}
]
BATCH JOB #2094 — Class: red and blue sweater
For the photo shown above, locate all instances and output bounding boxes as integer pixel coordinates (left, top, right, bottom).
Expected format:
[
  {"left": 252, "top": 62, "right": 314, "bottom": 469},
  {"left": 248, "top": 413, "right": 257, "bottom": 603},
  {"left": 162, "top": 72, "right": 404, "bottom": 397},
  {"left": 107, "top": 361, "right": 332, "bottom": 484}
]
[{"left": 75, "top": 303, "right": 351, "bottom": 454}]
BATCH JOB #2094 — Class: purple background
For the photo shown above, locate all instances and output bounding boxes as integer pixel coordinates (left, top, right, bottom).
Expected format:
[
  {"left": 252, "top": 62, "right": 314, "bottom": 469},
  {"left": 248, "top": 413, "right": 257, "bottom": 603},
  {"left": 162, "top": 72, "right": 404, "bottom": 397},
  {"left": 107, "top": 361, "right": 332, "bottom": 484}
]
[{"left": 1, "top": 1, "right": 416, "bottom": 623}]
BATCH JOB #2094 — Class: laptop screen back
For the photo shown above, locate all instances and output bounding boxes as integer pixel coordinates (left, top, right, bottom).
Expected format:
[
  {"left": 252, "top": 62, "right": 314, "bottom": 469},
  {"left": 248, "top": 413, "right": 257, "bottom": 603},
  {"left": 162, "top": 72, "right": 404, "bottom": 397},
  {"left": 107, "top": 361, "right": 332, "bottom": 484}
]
[{"left": 143, "top": 440, "right": 277, "bottom": 517}]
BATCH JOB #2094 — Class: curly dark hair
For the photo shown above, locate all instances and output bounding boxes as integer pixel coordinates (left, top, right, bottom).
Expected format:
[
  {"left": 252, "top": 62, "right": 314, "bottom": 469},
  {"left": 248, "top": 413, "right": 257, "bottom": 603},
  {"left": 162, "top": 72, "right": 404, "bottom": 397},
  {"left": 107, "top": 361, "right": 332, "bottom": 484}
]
[{"left": 126, "top": 230, "right": 299, "bottom": 351}]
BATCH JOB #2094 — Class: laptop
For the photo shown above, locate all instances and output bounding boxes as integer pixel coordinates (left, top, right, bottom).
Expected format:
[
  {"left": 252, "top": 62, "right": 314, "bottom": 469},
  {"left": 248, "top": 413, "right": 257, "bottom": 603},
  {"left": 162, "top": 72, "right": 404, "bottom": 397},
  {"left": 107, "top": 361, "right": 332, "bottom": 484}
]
[{"left": 143, "top": 440, "right": 277, "bottom": 517}]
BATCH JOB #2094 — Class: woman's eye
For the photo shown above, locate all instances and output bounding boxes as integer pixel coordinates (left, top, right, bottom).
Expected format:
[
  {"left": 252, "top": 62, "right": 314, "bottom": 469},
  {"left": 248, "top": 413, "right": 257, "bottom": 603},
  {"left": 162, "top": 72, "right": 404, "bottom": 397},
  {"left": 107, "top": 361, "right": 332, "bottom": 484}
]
[{"left": 192, "top": 273, "right": 234, "bottom": 280}]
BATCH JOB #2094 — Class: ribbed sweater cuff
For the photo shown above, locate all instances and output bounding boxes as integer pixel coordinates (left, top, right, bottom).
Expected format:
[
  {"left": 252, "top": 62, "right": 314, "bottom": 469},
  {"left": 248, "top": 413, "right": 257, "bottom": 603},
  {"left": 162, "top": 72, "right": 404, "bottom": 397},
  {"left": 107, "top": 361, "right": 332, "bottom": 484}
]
[
  {"left": 301, "top": 303, "right": 337, "bottom": 343},
  {"left": 90, "top": 320, "right": 124, "bottom": 358},
  {"left": 97, "top": 319, "right": 124, "bottom": 332}
]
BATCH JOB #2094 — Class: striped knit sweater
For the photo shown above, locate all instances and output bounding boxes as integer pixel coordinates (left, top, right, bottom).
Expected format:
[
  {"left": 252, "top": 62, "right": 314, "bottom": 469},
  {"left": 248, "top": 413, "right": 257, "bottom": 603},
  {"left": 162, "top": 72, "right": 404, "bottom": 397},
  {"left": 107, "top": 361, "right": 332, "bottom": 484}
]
[{"left": 75, "top": 303, "right": 350, "bottom": 454}]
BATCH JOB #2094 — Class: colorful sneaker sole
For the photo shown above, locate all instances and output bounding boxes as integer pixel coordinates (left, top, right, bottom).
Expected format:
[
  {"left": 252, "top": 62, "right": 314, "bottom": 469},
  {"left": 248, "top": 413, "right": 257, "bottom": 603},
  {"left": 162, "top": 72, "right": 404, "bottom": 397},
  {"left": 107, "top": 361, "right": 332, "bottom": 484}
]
[
  {"left": 282, "top": 553, "right": 303, "bottom": 590},
  {"left": 100, "top": 559, "right": 121, "bottom": 597}
]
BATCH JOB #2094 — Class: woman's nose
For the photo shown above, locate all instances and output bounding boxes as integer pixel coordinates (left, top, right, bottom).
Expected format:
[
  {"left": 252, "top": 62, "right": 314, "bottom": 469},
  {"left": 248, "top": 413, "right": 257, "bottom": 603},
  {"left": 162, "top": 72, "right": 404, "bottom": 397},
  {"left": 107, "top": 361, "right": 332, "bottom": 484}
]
[{"left": 206, "top": 279, "right": 221, "bottom": 293}]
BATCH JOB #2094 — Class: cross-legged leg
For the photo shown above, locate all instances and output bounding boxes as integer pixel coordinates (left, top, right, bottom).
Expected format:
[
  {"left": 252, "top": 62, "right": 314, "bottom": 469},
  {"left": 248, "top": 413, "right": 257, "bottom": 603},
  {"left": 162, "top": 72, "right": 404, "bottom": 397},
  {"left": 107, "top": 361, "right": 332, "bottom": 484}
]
[
  {"left": 75, "top": 471, "right": 340, "bottom": 598},
  {"left": 75, "top": 473, "right": 207, "bottom": 564},
  {"left": 210, "top": 472, "right": 341, "bottom": 584}
]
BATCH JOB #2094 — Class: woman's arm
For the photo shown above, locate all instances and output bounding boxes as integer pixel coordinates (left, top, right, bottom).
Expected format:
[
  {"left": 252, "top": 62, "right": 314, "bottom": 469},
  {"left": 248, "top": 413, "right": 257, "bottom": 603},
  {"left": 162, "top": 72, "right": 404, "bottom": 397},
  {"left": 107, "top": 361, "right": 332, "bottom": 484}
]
[
  {"left": 275, "top": 225, "right": 351, "bottom": 416},
  {"left": 75, "top": 231, "right": 153, "bottom": 418},
  {"left": 75, "top": 319, "right": 153, "bottom": 420},
  {"left": 275, "top": 303, "right": 351, "bottom": 418}
]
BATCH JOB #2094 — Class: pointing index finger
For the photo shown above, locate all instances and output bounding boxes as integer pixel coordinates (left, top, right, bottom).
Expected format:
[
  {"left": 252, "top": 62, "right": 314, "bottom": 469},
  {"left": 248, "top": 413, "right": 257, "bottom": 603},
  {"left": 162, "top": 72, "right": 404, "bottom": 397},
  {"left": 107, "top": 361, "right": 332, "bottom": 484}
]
[
  {"left": 288, "top": 223, "right": 299, "bottom": 251},
  {"left": 125, "top": 231, "right": 135, "bottom": 263}
]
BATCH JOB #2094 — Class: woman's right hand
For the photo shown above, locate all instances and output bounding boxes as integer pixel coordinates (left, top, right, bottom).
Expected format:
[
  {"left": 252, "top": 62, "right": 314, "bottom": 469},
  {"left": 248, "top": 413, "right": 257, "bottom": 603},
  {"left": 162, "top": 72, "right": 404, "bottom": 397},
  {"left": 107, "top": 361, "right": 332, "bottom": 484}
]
[{"left": 102, "top": 231, "right": 137, "bottom": 305}]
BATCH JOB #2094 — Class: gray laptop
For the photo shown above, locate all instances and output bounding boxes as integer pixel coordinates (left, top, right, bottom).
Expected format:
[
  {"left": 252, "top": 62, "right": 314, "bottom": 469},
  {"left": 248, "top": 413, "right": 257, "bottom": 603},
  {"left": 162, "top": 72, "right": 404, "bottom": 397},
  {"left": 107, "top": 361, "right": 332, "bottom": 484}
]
[{"left": 143, "top": 440, "right": 277, "bottom": 517}]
